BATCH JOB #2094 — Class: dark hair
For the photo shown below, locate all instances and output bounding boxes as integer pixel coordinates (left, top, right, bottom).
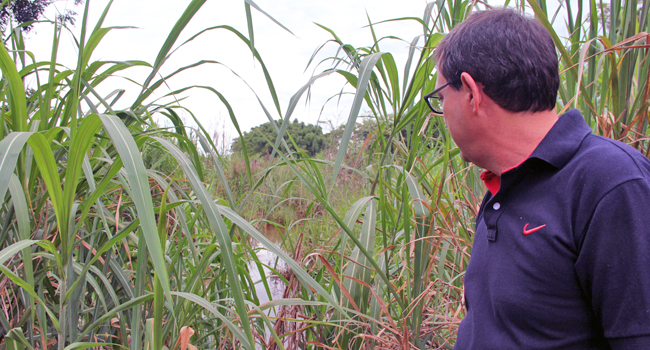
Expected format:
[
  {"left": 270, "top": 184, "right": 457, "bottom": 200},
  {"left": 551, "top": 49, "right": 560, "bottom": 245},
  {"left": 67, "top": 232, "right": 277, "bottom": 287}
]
[{"left": 434, "top": 9, "right": 559, "bottom": 112}]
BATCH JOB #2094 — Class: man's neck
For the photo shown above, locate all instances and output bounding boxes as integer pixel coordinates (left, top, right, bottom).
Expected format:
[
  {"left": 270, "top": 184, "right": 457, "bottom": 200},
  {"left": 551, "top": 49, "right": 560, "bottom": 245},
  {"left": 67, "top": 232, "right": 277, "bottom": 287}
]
[{"left": 482, "top": 109, "right": 559, "bottom": 176}]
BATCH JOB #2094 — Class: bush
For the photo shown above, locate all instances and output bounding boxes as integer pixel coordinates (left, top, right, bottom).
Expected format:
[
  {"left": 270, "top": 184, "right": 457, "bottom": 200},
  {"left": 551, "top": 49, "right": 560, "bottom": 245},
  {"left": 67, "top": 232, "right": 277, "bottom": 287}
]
[{"left": 231, "top": 119, "right": 326, "bottom": 156}]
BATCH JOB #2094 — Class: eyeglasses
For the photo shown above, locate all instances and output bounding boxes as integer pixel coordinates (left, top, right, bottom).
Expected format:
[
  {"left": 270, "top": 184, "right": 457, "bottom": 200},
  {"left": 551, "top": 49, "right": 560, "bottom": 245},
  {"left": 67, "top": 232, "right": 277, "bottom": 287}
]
[{"left": 424, "top": 81, "right": 455, "bottom": 114}]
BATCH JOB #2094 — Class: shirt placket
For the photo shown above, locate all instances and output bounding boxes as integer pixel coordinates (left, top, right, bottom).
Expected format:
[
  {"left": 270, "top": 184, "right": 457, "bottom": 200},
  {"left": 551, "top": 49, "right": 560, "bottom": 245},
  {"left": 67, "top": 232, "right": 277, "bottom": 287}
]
[{"left": 482, "top": 169, "right": 527, "bottom": 242}]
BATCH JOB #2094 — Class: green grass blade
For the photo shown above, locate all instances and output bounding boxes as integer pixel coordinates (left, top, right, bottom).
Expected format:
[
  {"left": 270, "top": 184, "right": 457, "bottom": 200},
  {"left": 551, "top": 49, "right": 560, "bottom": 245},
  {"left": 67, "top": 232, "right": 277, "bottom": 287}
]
[
  {"left": 527, "top": 0, "right": 596, "bottom": 113},
  {"left": 8, "top": 174, "right": 34, "bottom": 335},
  {"left": 25, "top": 133, "right": 67, "bottom": 256},
  {"left": 243, "top": 0, "right": 294, "bottom": 35},
  {"left": 0, "top": 240, "right": 39, "bottom": 265},
  {"left": 0, "top": 133, "right": 31, "bottom": 208},
  {"left": 63, "top": 221, "right": 137, "bottom": 303},
  {"left": 152, "top": 137, "right": 254, "bottom": 350},
  {"left": 98, "top": 115, "right": 174, "bottom": 316},
  {"left": 194, "top": 126, "right": 235, "bottom": 208},
  {"left": 0, "top": 41, "right": 27, "bottom": 132},
  {"left": 5, "top": 328, "right": 32, "bottom": 350},
  {"left": 75, "top": 294, "right": 154, "bottom": 342},
  {"left": 172, "top": 292, "right": 252, "bottom": 347},
  {"left": 62, "top": 114, "right": 102, "bottom": 249},
  {"left": 64, "top": 343, "right": 124, "bottom": 350},
  {"left": 338, "top": 195, "right": 376, "bottom": 304},
  {"left": 0, "top": 263, "right": 59, "bottom": 332},
  {"left": 137, "top": 0, "right": 206, "bottom": 103},
  {"left": 342, "top": 199, "right": 377, "bottom": 313},
  {"left": 245, "top": 2, "right": 254, "bottom": 52},
  {"left": 269, "top": 71, "right": 336, "bottom": 162},
  {"left": 331, "top": 53, "right": 385, "bottom": 190}
]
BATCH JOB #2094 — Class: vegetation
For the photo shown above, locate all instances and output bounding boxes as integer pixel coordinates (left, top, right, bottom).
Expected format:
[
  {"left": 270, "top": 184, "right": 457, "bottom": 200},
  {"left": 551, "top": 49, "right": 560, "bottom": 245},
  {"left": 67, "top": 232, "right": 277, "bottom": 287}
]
[
  {"left": 0, "top": 0, "right": 80, "bottom": 33},
  {"left": 231, "top": 119, "right": 327, "bottom": 157},
  {"left": 0, "top": 0, "right": 648, "bottom": 349}
]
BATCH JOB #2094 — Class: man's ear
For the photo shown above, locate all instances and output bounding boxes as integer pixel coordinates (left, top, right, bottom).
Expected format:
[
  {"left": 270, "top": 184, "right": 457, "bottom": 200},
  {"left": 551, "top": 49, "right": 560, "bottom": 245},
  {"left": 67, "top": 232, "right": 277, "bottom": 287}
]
[{"left": 460, "top": 72, "right": 482, "bottom": 114}]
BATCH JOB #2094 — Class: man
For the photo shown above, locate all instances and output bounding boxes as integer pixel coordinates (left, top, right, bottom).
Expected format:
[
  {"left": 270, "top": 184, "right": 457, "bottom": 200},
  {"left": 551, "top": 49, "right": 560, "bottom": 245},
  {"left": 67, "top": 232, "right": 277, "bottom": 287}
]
[{"left": 424, "top": 9, "right": 650, "bottom": 349}]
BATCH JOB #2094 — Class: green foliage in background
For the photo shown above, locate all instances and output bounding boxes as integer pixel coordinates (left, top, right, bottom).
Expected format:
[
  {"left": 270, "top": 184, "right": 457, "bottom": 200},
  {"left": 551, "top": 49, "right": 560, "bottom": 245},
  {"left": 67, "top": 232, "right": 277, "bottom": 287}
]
[
  {"left": 0, "top": 1, "right": 325, "bottom": 349},
  {"left": 231, "top": 119, "right": 327, "bottom": 156},
  {"left": 0, "top": 0, "right": 80, "bottom": 33}
]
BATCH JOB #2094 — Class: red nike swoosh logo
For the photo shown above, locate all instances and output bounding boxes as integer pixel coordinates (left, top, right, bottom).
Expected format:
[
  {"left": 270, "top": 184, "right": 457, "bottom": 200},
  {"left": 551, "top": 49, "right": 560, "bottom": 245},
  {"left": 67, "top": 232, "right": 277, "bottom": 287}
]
[{"left": 523, "top": 223, "right": 546, "bottom": 235}]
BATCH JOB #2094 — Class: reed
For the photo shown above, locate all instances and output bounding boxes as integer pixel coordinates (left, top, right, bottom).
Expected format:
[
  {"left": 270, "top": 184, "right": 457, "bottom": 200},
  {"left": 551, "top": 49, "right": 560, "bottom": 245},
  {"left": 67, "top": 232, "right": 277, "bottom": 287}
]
[
  {"left": 257, "top": 0, "right": 650, "bottom": 348},
  {"left": 0, "top": 0, "right": 648, "bottom": 349},
  {"left": 0, "top": 1, "right": 307, "bottom": 349}
]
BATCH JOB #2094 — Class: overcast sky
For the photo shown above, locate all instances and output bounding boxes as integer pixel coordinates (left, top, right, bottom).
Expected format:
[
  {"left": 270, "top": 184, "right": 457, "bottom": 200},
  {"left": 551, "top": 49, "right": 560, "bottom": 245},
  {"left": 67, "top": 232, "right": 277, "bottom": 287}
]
[{"left": 22, "top": 0, "right": 438, "bottom": 147}]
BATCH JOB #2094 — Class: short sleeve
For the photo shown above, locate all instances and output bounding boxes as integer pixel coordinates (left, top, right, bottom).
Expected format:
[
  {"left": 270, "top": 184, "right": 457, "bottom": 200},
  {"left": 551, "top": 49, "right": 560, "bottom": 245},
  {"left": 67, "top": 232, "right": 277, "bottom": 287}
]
[{"left": 575, "top": 178, "right": 650, "bottom": 347}]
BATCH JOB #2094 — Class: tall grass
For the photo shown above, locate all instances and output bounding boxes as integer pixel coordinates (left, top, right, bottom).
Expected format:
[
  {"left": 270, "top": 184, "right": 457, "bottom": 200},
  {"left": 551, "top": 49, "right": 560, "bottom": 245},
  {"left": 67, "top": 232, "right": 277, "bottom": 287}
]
[
  {"left": 0, "top": 1, "right": 330, "bottom": 349},
  {"left": 240, "top": 0, "right": 650, "bottom": 348},
  {"left": 1, "top": 0, "right": 649, "bottom": 349}
]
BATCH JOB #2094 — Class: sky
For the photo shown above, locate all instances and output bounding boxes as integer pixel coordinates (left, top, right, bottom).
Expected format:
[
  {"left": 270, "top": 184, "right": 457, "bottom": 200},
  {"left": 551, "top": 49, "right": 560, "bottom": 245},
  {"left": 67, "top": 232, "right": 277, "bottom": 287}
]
[{"left": 23, "top": 0, "right": 436, "bottom": 149}]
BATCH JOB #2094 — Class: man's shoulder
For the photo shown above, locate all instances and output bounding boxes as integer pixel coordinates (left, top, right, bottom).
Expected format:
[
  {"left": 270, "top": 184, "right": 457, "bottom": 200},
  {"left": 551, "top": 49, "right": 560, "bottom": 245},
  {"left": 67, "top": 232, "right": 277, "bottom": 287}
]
[{"left": 569, "top": 133, "right": 650, "bottom": 186}]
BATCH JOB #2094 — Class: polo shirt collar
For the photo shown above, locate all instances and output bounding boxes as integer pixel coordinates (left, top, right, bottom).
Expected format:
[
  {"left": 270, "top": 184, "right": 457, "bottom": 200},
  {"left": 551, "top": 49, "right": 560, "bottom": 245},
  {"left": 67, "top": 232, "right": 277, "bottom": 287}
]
[
  {"left": 479, "top": 109, "right": 591, "bottom": 195},
  {"left": 529, "top": 109, "right": 592, "bottom": 169}
]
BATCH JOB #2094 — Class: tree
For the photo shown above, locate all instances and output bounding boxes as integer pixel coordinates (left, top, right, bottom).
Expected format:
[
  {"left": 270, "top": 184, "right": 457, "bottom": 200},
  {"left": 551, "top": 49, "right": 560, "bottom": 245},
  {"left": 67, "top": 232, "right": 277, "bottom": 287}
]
[
  {"left": 324, "top": 116, "right": 440, "bottom": 160},
  {"left": 232, "top": 119, "right": 327, "bottom": 157},
  {"left": 0, "top": 0, "right": 81, "bottom": 33}
]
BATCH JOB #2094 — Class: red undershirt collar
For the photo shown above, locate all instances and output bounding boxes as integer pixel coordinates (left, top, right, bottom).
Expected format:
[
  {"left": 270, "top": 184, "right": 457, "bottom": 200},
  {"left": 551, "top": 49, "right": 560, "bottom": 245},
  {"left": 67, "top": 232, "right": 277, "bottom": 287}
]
[
  {"left": 480, "top": 170, "right": 501, "bottom": 195},
  {"left": 480, "top": 155, "right": 531, "bottom": 195}
]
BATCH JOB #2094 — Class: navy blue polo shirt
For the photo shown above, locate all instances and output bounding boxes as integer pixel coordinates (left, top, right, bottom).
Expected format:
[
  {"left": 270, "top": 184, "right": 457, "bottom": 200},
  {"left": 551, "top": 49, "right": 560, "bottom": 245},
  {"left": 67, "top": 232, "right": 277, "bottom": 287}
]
[{"left": 455, "top": 110, "right": 650, "bottom": 349}]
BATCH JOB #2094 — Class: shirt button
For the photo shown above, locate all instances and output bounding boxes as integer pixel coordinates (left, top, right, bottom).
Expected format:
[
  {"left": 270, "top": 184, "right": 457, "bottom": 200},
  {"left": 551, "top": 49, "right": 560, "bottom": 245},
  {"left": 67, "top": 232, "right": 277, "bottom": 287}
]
[{"left": 493, "top": 202, "right": 501, "bottom": 210}]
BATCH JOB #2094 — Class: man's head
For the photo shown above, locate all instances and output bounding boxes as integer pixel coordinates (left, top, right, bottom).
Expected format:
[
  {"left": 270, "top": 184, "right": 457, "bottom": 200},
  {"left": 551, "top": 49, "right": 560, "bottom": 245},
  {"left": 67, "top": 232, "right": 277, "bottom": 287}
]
[{"left": 434, "top": 9, "right": 559, "bottom": 112}]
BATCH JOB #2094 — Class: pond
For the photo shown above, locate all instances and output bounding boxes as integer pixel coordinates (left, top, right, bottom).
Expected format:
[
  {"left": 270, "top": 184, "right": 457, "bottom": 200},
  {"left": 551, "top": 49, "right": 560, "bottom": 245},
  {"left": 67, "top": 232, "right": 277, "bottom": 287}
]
[
  {"left": 247, "top": 224, "right": 289, "bottom": 309},
  {"left": 246, "top": 224, "right": 292, "bottom": 347}
]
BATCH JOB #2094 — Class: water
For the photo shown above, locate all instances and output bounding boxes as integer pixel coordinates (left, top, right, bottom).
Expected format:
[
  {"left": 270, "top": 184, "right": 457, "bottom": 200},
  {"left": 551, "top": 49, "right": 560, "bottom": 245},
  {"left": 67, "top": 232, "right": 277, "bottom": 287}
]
[
  {"left": 247, "top": 224, "right": 288, "bottom": 311},
  {"left": 247, "top": 225, "right": 289, "bottom": 348}
]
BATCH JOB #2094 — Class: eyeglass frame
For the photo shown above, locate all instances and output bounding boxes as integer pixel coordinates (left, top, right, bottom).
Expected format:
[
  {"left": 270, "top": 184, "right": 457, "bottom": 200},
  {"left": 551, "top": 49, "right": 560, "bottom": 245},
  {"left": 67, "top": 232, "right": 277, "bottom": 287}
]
[{"left": 423, "top": 80, "right": 458, "bottom": 114}]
